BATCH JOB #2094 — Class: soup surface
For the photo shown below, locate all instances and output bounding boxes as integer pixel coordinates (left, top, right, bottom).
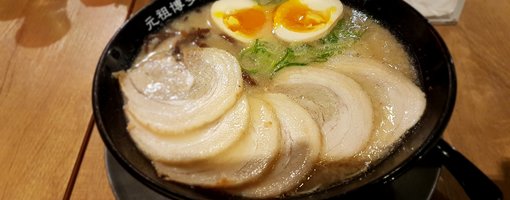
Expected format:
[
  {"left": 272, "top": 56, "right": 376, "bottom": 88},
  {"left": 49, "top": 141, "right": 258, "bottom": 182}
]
[{"left": 117, "top": 0, "right": 426, "bottom": 198}]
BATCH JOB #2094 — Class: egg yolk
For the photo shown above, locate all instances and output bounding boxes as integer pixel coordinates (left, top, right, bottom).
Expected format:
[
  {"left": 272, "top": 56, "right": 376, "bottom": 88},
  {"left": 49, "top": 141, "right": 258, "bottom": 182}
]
[
  {"left": 274, "top": 0, "right": 333, "bottom": 32},
  {"left": 221, "top": 7, "right": 266, "bottom": 37}
]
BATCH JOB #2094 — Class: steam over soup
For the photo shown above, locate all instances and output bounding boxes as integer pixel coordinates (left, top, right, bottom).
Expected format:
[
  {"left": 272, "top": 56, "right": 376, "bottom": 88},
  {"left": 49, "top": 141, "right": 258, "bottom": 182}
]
[{"left": 117, "top": 0, "right": 426, "bottom": 198}]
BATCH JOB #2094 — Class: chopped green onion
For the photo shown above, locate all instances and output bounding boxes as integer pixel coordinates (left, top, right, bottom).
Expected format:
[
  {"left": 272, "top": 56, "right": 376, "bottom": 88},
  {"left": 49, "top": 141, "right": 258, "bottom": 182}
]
[{"left": 239, "top": 10, "right": 370, "bottom": 75}]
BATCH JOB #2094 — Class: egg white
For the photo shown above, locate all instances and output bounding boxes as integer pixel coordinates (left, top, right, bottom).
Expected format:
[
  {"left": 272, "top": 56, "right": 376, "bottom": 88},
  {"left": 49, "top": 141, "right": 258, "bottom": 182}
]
[{"left": 273, "top": 0, "right": 344, "bottom": 43}]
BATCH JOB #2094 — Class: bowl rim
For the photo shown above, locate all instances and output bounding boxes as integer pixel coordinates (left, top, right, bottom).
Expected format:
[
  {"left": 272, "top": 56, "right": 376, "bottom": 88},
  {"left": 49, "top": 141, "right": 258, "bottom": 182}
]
[{"left": 92, "top": 0, "right": 457, "bottom": 198}]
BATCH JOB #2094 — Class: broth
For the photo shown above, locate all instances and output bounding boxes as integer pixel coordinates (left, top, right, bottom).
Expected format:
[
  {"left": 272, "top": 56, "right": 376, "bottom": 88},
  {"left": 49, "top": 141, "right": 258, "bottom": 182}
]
[{"left": 121, "top": 1, "right": 425, "bottom": 198}]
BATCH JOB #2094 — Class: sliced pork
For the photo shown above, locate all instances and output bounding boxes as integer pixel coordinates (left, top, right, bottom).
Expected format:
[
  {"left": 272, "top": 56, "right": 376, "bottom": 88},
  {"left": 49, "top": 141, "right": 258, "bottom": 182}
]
[
  {"left": 318, "top": 56, "right": 426, "bottom": 157},
  {"left": 152, "top": 96, "right": 281, "bottom": 188},
  {"left": 126, "top": 95, "right": 249, "bottom": 163},
  {"left": 120, "top": 48, "right": 243, "bottom": 134},
  {"left": 272, "top": 67, "right": 373, "bottom": 162},
  {"left": 230, "top": 93, "right": 321, "bottom": 198}
]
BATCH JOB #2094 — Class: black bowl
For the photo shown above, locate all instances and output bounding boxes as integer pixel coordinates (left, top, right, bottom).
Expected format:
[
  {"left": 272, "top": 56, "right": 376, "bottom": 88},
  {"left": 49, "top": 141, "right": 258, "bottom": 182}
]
[{"left": 93, "top": 0, "right": 459, "bottom": 199}]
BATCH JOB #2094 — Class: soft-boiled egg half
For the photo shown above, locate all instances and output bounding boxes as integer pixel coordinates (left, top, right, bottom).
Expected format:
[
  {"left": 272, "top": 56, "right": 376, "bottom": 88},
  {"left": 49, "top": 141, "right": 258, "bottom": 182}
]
[
  {"left": 273, "top": 0, "right": 343, "bottom": 42},
  {"left": 211, "top": 0, "right": 269, "bottom": 43}
]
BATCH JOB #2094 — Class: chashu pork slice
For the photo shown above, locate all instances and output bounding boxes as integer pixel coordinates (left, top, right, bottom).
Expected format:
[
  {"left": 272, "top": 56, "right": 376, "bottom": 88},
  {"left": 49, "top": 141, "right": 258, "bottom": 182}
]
[
  {"left": 317, "top": 56, "right": 426, "bottom": 158},
  {"left": 153, "top": 96, "right": 281, "bottom": 188},
  {"left": 126, "top": 95, "right": 249, "bottom": 164},
  {"left": 272, "top": 67, "right": 373, "bottom": 162},
  {"left": 230, "top": 93, "right": 321, "bottom": 198},
  {"left": 119, "top": 47, "right": 243, "bottom": 134}
]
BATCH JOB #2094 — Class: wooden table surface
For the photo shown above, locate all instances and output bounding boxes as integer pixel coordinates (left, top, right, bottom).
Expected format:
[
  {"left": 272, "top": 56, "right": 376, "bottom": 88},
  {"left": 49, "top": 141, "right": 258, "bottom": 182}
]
[{"left": 0, "top": 0, "right": 508, "bottom": 199}]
